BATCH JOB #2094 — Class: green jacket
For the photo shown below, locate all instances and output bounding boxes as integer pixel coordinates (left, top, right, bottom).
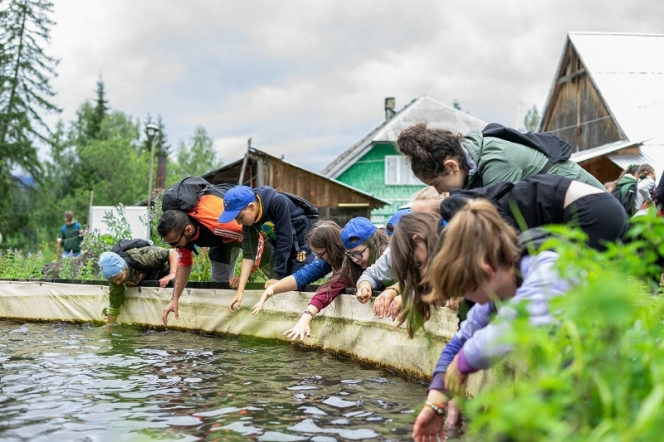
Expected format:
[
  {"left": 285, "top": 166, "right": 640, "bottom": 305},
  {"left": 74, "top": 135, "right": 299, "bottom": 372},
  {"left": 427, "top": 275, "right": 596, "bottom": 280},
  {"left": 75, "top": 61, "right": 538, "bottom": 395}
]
[
  {"left": 462, "top": 131, "right": 604, "bottom": 190},
  {"left": 60, "top": 222, "right": 83, "bottom": 253},
  {"left": 107, "top": 246, "right": 172, "bottom": 316}
]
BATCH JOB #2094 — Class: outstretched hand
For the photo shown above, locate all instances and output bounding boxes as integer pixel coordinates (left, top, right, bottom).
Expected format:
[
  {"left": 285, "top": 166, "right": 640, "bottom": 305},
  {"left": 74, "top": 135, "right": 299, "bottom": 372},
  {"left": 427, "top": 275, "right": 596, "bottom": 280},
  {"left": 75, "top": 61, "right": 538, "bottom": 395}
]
[
  {"left": 373, "top": 289, "right": 398, "bottom": 318},
  {"left": 162, "top": 299, "right": 179, "bottom": 327},
  {"left": 252, "top": 287, "right": 274, "bottom": 316},
  {"left": 228, "top": 292, "right": 243, "bottom": 313},
  {"left": 159, "top": 273, "right": 176, "bottom": 288},
  {"left": 412, "top": 405, "right": 446, "bottom": 442},
  {"left": 356, "top": 281, "right": 372, "bottom": 304},
  {"left": 284, "top": 321, "right": 311, "bottom": 341}
]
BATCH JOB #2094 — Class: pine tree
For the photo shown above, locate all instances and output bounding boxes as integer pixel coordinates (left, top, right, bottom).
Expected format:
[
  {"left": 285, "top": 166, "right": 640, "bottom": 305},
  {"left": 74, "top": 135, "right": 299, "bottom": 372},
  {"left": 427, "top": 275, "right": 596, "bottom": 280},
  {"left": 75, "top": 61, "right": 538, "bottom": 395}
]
[
  {"left": 523, "top": 105, "right": 541, "bottom": 132},
  {"left": 0, "top": 0, "right": 60, "bottom": 177},
  {"left": 88, "top": 77, "right": 109, "bottom": 141},
  {"left": 0, "top": 0, "right": 59, "bottom": 245},
  {"left": 176, "top": 125, "right": 222, "bottom": 177}
]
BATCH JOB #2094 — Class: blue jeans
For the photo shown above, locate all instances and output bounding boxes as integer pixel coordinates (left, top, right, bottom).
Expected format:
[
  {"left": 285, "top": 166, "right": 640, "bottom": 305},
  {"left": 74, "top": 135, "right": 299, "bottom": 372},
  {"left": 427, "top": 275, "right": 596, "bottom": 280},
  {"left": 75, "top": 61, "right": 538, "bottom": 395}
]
[{"left": 62, "top": 251, "right": 81, "bottom": 259}]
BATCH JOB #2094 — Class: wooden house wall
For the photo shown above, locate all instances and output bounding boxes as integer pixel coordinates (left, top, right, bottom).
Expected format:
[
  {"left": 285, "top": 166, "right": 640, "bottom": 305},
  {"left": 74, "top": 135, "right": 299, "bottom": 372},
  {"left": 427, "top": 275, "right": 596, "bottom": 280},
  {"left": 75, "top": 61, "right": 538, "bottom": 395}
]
[
  {"left": 203, "top": 155, "right": 381, "bottom": 224},
  {"left": 578, "top": 157, "right": 622, "bottom": 185},
  {"left": 542, "top": 44, "right": 623, "bottom": 152},
  {"left": 335, "top": 143, "right": 425, "bottom": 224}
]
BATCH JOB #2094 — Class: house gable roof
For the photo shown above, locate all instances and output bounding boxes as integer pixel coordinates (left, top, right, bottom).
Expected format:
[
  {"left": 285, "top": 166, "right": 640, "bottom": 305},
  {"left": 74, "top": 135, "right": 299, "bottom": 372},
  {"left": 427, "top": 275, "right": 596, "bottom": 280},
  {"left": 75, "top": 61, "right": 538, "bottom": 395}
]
[
  {"left": 202, "top": 147, "right": 389, "bottom": 207},
  {"left": 542, "top": 32, "right": 664, "bottom": 148},
  {"left": 321, "top": 96, "right": 487, "bottom": 179}
]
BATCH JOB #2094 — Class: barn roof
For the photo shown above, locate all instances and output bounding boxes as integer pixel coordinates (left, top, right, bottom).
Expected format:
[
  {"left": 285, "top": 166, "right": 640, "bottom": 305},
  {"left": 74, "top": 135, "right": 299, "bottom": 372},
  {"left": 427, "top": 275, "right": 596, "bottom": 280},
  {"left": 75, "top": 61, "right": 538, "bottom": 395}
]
[
  {"left": 203, "top": 147, "right": 389, "bottom": 207},
  {"left": 321, "top": 96, "right": 487, "bottom": 179},
  {"left": 544, "top": 32, "right": 664, "bottom": 148}
]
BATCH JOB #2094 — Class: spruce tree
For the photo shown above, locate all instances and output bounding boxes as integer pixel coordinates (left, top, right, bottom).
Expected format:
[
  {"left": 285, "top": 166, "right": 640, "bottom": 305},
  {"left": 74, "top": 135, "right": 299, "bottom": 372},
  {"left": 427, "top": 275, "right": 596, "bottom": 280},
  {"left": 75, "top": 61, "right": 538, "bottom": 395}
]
[
  {"left": 0, "top": 0, "right": 60, "bottom": 177},
  {"left": 0, "top": 0, "right": 59, "bottom": 246},
  {"left": 88, "top": 77, "right": 109, "bottom": 140}
]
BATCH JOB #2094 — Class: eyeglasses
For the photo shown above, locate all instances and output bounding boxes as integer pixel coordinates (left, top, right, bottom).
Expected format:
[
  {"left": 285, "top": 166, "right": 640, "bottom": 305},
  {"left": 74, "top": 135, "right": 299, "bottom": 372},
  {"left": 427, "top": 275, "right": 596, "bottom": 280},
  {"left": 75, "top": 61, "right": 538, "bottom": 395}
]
[
  {"left": 161, "top": 228, "right": 186, "bottom": 247},
  {"left": 345, "top": 246, "right": 368, "bottom": 261},
  {"left": 312, "top": 250, "right": 328, "bottom": 261}
]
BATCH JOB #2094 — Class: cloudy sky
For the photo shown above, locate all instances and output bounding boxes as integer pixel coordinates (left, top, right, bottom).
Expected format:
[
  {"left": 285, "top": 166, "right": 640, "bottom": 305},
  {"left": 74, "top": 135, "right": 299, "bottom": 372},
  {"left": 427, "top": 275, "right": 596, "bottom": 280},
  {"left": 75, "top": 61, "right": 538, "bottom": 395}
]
[{"left": 47, "top": 0, "right": 662, "bottom": 172}]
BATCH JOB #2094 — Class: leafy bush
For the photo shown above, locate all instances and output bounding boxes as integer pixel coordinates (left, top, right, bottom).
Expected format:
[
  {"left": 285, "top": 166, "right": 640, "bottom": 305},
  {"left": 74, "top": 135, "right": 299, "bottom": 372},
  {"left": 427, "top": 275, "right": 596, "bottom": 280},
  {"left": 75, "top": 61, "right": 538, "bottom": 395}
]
[
  {"left": 0, "top": 249, "right": 44, "bottom": 279},
  {"left": 466, "top": 210, "right": 664, "bottom": 441}
]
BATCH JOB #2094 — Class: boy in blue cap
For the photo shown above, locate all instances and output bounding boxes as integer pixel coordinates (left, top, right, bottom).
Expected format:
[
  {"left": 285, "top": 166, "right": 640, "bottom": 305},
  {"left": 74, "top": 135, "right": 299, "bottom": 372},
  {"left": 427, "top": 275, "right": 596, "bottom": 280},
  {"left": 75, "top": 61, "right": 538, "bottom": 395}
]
[
  {"left": 99, "top": 245, "right": 177, "bottom": 325},
  {"left": 218, "top": 185, "right": 315, "bottom": 312}
]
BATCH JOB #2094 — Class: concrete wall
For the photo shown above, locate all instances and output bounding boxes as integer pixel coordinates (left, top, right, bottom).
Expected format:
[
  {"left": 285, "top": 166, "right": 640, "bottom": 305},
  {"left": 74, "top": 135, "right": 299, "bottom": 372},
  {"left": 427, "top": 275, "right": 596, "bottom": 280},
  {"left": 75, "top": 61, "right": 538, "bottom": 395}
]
[{"left": 0, "top": 280, "right": 492, "bottom": 393}]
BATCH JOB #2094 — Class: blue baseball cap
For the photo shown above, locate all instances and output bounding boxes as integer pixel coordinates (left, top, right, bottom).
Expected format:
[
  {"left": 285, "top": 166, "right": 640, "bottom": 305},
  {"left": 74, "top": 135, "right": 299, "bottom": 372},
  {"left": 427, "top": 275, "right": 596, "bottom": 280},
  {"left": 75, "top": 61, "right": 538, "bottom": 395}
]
[
  {"left": 386, "top": 208, "right": 412, "bottom": 237},
  {"left": 218, "top": 186, "right": 256, "bottom": 223},
  {"left": 99, "top": 252, "right": 126, "bottom": 279},
  {"left": 341, "top": 217, "right": 377, "bottom": 249}
]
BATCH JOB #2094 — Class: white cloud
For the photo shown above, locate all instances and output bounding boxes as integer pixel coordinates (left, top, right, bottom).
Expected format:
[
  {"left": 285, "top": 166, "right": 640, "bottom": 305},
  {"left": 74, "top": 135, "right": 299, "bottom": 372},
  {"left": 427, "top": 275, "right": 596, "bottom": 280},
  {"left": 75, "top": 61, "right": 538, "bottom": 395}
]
[{"left": 45, "top": 0, "right": 664, "bottom": 172}]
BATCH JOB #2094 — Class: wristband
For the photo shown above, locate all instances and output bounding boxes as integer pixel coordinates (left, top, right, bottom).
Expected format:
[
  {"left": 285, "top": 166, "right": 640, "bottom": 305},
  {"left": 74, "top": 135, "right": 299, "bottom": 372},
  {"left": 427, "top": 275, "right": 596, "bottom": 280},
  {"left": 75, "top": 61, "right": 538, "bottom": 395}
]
[
  {"left": 385, "top": 286, "right": 399, "bottom": 296},
  {"left": 302, "top": 309, "right": 315, "bottom": 318},
  {"left": 424, "top": 400, "right": 446, "bottom": 416}
]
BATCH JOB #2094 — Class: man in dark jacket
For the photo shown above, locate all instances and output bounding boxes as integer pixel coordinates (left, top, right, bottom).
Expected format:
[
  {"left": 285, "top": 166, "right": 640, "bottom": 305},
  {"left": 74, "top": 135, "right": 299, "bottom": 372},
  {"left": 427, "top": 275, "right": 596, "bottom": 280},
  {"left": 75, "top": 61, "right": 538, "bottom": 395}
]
[{"left": 218, "top": 185, "right": 315, "bottom": 312}]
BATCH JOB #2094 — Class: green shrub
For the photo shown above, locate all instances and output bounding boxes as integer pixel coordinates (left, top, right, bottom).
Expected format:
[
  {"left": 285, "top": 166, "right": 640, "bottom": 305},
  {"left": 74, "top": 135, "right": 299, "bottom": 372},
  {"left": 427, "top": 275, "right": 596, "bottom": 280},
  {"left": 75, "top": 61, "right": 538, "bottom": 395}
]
[{"left": 466, "top": 211, "right": 664, "bottom": 441}]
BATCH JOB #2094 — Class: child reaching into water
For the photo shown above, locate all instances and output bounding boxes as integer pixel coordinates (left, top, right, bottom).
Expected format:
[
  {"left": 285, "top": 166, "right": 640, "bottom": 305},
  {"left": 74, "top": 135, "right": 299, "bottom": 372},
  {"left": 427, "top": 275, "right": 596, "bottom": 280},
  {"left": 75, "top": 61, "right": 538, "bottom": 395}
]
[
  {"left": 356, "top": 185, "right": 445, "bottom": 318},
  {"left": 252, "top": 217, "right": 388, "bottom": 340},
  {"left": 411, "top": 200, "right": 574, "bottom": 441}
]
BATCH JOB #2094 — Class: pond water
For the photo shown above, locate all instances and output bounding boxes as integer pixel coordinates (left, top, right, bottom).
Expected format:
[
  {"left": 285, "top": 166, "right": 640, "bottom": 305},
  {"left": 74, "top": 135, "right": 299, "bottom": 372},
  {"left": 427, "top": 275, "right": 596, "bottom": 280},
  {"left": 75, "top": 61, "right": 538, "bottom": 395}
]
[{"left": 0, "top": 320, "right": 429, "bottom": 441}]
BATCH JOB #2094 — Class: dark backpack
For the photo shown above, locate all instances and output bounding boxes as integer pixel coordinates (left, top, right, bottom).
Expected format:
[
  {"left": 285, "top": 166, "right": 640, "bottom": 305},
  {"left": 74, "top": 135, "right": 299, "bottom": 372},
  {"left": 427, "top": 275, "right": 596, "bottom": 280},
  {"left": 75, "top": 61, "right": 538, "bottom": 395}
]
[
  {"left": 611, "top": 180, "right": 637, "bottom": 216},
  {"left": 111, "top": 239, "right": 154, "bottom": 271},
  {"left": 162, "top": 176, "right": 234, "bottom": 212},
  {"left": 482, "top": 123, "right": 572, "bottom": 169},
  {"left": 280, "top": 191, "right": 319, "bottom": 220}
]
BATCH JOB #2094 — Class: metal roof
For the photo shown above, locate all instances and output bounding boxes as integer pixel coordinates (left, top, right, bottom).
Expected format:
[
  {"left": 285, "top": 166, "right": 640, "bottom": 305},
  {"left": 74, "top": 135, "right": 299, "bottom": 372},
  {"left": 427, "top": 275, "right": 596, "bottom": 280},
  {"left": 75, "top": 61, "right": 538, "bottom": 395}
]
[
  {"left": 203, "top": 147, "right": 390, "bottom": 206},
  {"left": 321, "top": 96, "right": 487, "bottom": 179},
  {"left": 571, "top": 139, "right": 641, "bottom": 164},
  {"left": 566, "top": 33, "right": 664, "bottom": 148}
]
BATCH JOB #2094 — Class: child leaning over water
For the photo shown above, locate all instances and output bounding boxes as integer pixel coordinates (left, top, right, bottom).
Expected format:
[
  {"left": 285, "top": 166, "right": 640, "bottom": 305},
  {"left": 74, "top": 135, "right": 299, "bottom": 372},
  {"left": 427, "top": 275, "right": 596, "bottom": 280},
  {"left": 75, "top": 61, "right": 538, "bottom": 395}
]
[
  {"left": 356, "top": 185, "right": 445, "bottom": 318},
  {"left": 251, "top": 217, "right": 388, "bottom": 340},
  {"left": 411, "top": 200, "right": 574, "bottom": 441}
]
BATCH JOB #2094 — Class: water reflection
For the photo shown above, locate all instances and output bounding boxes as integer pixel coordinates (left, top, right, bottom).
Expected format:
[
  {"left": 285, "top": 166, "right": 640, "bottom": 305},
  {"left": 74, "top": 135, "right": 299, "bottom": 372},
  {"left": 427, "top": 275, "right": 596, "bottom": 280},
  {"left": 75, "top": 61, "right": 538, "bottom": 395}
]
[{"left": 0, "top": 320, "right": 426, "bottom": 441}]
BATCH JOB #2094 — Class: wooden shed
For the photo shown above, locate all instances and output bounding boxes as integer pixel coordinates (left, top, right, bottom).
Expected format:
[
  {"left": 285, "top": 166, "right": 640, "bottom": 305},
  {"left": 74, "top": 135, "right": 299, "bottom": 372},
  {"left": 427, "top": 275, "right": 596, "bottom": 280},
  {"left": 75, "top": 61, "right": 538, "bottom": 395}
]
[
  {"left": 202, "top": 147, "right": 388, "bottom": 226},
  {"left": 540, "top": 32, "right": 664, "bottom": 184}
]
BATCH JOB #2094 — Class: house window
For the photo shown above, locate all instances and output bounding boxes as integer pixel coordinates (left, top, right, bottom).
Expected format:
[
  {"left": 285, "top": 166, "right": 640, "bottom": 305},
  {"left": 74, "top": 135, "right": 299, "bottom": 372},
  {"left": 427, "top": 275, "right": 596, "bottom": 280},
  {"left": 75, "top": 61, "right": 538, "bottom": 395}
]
[{"left": 385, "top": 156, "right": 423, "bottom": 185}]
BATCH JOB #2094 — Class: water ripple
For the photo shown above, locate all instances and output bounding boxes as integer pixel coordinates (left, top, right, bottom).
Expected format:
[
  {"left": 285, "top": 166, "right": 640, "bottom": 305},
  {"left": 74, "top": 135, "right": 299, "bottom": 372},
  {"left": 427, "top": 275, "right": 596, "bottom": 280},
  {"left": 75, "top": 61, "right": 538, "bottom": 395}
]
[{"left": 0, "top": 319, "right": 426, "bottom": 441}]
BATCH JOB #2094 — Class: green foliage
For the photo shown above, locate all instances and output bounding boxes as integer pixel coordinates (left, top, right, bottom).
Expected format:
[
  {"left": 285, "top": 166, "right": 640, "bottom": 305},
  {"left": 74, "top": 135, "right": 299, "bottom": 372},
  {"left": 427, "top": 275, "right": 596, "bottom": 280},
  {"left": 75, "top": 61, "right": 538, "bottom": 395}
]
[
  {"left": 176, "top": 125, "right": 223, "bottom": 177},
  {"left": 0, "top": 0, "right": 60, "bottom": 176},
  {"left": 466, "top": 211, "right": 664, "bottom": 441},
  {"left": 75, "top": 257, "right": 99, "bottom": 280},
  {"left": 0, "top": 0, "right": 59, "bottom": 244},
  {"left": 58, "top": 256, "right": 73, "bottom": 279},
  {"left": 0, "top": 249, "right": 44, "bottom": 278},
  {"left": 523, "top": 105, "right": 541, "bottom": 132}
]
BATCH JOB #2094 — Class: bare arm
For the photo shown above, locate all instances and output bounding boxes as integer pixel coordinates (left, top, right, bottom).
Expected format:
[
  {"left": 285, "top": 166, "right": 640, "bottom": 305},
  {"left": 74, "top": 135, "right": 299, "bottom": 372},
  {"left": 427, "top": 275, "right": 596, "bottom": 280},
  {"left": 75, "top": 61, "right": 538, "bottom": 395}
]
[
  {"left": 162, "top": 265, "right": 192, "bottom": 326},
  {"left": 252, "top": 275, "right": 298, "bottom": 316},
  {"left": 158, "top": 250, "right": 179, "bottom": 288},
  {"left": 284, "top": 305, "right": 320, "bottom": 341},
  {"left": 228, "top": 258, "right": 254, "bottom": 312}
]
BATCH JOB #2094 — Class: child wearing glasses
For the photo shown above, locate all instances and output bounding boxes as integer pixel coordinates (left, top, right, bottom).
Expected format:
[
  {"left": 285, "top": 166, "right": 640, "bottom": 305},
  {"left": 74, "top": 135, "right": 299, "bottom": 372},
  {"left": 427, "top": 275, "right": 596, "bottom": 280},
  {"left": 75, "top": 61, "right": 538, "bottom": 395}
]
[{"left": 251, "top": 217, "right": 388, "bottom": 340}]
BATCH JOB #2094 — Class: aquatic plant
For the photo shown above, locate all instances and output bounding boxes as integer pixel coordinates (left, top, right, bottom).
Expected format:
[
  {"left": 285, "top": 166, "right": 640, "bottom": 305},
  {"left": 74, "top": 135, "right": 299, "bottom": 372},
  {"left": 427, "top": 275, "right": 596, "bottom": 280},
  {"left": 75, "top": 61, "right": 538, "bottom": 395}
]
[{"left": 465, "top": 210, "right": 664, "bottom": 440}]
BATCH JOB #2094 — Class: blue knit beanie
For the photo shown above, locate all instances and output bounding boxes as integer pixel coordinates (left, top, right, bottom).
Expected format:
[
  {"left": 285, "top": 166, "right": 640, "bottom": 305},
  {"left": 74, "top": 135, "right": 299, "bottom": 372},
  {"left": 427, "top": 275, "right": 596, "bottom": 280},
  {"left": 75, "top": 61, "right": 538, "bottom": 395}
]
[{"left": 99, "top": 252, "right": 126, "bottom": 279}]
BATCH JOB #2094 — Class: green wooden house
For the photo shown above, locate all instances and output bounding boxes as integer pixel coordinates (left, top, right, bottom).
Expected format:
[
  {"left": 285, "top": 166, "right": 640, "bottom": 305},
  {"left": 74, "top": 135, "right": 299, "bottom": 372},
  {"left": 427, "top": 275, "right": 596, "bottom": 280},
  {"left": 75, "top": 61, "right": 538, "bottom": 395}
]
[{"left": 321, "top": 96, "right": 487, "bottom": 224}]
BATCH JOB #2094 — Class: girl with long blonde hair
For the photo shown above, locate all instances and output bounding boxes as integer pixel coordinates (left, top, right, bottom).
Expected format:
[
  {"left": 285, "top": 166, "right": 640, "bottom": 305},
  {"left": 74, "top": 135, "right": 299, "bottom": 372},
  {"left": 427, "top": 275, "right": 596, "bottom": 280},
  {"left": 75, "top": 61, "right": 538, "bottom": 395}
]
[{"left": 412, "top": 199, "right": 573, "bottom": 441}]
